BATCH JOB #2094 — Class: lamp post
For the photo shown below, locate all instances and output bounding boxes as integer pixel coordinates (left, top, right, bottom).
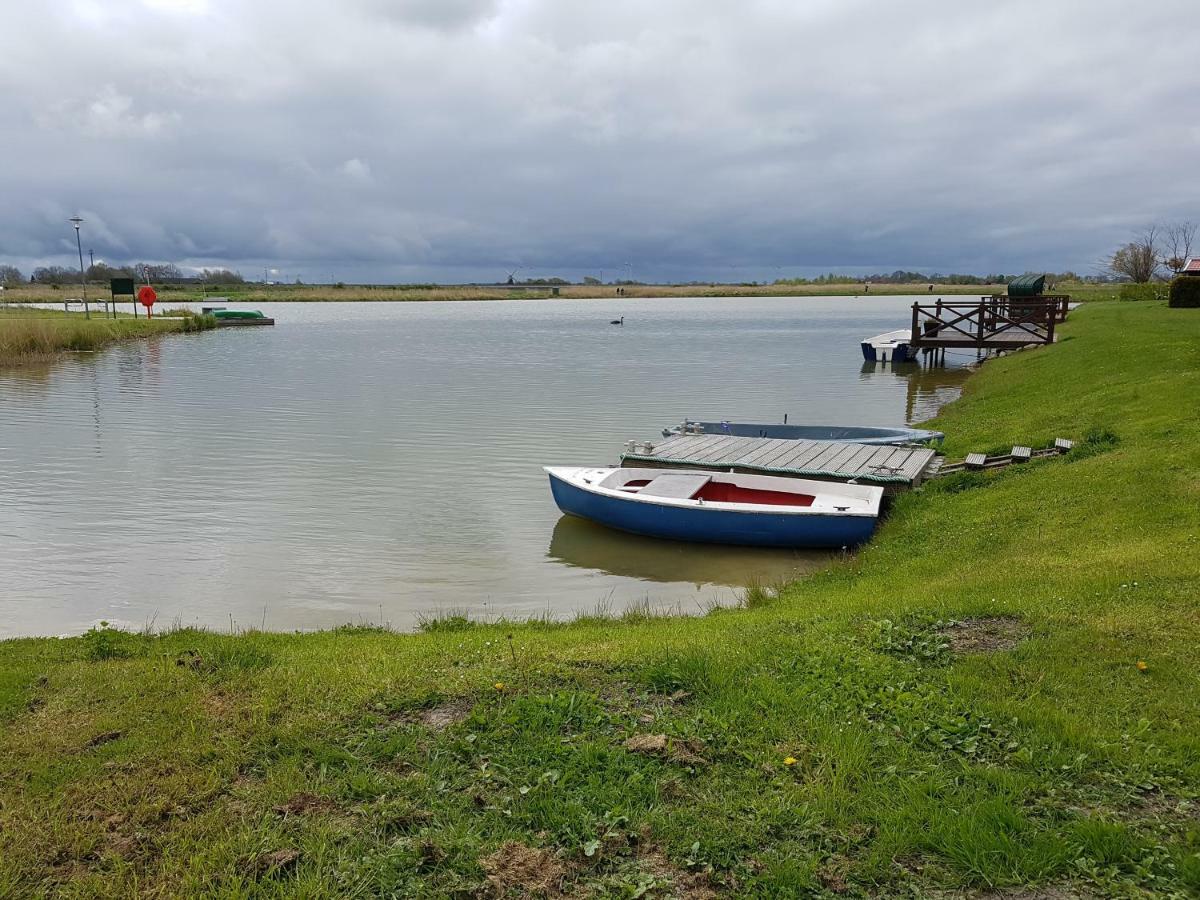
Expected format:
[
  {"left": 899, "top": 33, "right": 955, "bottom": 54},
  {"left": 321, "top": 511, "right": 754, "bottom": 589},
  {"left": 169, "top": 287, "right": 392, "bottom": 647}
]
[{"left": 69, "top": 216, "right": 88, "bottom": 318}]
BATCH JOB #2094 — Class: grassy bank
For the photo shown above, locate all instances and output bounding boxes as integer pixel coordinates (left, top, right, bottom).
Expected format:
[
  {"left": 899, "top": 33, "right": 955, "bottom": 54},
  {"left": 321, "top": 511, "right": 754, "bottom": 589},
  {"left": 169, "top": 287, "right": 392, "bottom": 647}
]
[
  {"left": 2, "top": 301, "right": 1198, "bottom": 896},
  {"left": 0, "top": 308, "right": 215, "bottom": 368},
  {"left": 2, "top": 280, "right": 1124, "bottom": 304}
]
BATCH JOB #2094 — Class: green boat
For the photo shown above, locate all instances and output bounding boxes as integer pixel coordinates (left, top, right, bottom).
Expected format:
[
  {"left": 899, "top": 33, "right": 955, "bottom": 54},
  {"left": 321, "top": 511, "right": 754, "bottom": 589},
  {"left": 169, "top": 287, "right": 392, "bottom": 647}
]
[
  {"left": 212, "top": 309, "right": 265, "bottom": 319},
  {"left": 210, "top": 309, "right": 275, "bottom": 326}
]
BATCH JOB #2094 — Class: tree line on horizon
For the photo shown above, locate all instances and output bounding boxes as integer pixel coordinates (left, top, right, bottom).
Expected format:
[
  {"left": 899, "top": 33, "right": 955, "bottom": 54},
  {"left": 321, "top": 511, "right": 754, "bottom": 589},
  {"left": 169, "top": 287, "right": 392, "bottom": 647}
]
[
  {"left": 0, "top": 263, "right": 244, "bottom": 287},
  {"left": 2, "top": 222, "right": 1194, "bottom": 290},
  {"left": 773, "top": 271, "right": 1085, "bottom": 287}
]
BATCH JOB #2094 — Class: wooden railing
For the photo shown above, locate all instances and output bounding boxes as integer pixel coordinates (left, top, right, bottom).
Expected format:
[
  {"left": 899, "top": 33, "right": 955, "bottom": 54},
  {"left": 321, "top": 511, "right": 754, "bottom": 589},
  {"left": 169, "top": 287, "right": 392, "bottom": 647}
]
[
  {"left": 989, "top": 293, "right": 1070, "bottom": 323},
  {"left": 909, "top": 296, "right": 1061, "bottom": 348}
]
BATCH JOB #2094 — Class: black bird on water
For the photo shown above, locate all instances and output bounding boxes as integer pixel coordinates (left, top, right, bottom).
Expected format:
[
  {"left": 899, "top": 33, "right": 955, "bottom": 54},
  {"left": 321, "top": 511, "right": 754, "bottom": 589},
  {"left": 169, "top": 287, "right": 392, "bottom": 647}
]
[{"left": 610, "top": 316, "right": 624, "bottom": 325}]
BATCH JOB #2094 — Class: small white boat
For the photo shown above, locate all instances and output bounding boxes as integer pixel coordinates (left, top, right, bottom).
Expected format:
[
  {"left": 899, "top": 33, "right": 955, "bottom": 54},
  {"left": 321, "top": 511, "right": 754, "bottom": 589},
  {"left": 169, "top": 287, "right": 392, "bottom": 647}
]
[
  {"left": 861, "top": 329, "right": 916, "bottom": 363},
  {"left": 545, "top": 466, "right": 883, "bottom": 548}
]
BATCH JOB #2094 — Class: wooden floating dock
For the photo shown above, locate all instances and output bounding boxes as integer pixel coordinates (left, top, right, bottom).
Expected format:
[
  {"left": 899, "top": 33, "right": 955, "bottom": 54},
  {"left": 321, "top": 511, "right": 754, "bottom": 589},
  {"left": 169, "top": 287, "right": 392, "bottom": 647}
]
[{"left": 620, "top": 434, "right": 941, "bottom": 493}]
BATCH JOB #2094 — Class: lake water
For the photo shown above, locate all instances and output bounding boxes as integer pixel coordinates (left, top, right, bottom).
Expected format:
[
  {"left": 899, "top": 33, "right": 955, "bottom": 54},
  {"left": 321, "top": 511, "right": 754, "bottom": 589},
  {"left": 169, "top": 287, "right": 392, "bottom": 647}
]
[{"left": 0, "top": 296, "right": 970, "bottom": 637}]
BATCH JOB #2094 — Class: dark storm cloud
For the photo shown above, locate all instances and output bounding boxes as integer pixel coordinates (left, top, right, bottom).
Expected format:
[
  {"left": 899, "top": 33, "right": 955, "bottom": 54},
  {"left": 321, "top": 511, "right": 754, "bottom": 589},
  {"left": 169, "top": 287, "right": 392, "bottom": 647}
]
[{"left": 1, "top": 0, "right": 1197, "bottom": 282}]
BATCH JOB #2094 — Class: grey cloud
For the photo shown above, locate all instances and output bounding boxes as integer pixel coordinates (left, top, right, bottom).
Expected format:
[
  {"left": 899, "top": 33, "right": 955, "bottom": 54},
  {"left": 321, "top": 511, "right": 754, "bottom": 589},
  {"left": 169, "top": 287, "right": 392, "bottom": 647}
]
[
  {"left": 1, "top": 0, "right": 1197, "bottom": 282},
  {"left": 364, "top": 0, "right": 501, "bottom": 31}
]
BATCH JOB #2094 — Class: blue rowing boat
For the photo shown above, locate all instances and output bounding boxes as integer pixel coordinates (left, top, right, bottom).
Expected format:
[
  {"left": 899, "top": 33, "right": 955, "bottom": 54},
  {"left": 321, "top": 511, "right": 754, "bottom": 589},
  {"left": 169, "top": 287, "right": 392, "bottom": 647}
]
[
  {"left": 662, "top": 420, "right": 943, "bottom": 445},
  {"left": 545, "top": 466, "right": 883, "bottom": 548}
]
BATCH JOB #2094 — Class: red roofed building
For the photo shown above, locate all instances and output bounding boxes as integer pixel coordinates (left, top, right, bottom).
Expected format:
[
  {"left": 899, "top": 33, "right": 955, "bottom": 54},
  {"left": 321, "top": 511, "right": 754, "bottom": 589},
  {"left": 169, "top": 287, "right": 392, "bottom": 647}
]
[{"left": 1182, "top": 257, "right": 1200, "bottom": 276}]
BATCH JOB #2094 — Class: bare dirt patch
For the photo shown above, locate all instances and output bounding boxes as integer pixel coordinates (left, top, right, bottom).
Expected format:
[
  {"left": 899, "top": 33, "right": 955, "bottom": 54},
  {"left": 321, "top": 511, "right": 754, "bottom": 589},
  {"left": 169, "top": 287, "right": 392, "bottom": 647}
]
[
  {"left": 272, "top": 792, "right": 337, "bottom": 817},
  {"left": 981, "top": 887, "right": 1097, "bottom": 899},
  {"left": 924, "top": 886, "right": 1096, "bottom": 899},
  {"left": 201, "top": 690, "right": 235, "bottom": 720},
  {"left": 479, "top": 842, "right": 566, "bottom": 897},
  {"left": 639, "top": 849, "right": 719, "bottom": 899},
  {"left": 417, "top": 700, "right": 473, "bottom": 730},
  {"left": 623, "top": 733, "right": 707, "bottom": 767},
  {"left": 84, "top": 730, "right": 123, "bottom": 749},
  {"left": 818, "top": 854, "right": 851, "bottom": 894},
  {"left": 387, "top": 698, "right": 474, "bottom": 731},
  {"left": 941, "top": 617, "right": 1030, "bottom": 654},
  {"left": 250, "top": 848, "right": 302, "bottom": 878},
  {"left": 1115, "top": 788, "right": 1200, "bottom": 826},
  {"left": 625, "top": 733, "right": 668, "bottom": 754},
  {"left": 666, "top": 738, "right": 708, "bottom": 767},
  {"left": 104, "top": 833, "right": 146, "bottom": 860}
]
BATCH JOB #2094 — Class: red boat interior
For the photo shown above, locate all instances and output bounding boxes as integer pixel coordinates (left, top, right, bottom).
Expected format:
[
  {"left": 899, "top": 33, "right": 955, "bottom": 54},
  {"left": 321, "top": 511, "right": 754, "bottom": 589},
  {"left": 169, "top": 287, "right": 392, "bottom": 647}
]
[
  {"left": 615, "top": 476, "right": 814, "bottom": 507},
  {"left": 693, "top": 482, "right": 815, "bottom": 506}
]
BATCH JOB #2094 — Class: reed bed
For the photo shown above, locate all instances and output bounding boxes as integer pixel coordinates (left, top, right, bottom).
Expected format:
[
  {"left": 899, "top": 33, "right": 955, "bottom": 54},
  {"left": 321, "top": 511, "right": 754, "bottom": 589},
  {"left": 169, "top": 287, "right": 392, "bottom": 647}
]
[{"left": 0, "top": 308, "right": 214, "bottom": 367}]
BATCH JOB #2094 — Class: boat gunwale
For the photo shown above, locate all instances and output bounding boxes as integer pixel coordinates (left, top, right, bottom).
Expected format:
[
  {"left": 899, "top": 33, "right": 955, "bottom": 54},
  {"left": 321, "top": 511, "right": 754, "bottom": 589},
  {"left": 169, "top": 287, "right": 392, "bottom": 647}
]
[
  {"left": 544, "top": 466, "right": 882, "bottom": 518},
  {"left": 864, "top": 328, "right": 913, "bottom": 346}
]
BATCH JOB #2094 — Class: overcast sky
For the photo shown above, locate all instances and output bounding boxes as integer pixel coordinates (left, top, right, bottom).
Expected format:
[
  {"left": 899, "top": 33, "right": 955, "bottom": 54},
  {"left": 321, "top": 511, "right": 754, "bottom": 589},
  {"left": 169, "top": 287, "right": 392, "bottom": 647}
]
[{"left": 1, "top": 0, "right": 1196, "bottom": 283}]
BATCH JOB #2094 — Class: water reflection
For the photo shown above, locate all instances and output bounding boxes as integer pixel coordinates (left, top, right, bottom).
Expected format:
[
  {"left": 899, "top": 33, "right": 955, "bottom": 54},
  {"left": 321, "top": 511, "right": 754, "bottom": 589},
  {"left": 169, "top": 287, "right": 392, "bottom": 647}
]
[
  {"left": 548, "top": 515, "right": 828, "bottom": 586},
  {"left": 858, "top": 360, "right": 973, "bottom": 422}
]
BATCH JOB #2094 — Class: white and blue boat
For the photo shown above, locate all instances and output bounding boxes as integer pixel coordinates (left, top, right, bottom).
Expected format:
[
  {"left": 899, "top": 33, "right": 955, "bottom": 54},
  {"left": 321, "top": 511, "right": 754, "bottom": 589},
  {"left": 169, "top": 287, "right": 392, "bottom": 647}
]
[
  {"left": 861, "top": 329, "right": 916, "bottom": 363},
  {"left": 545, "top": 466, "right": 883, "bottom": 548},
  {"left": 663, "top": 420, "right": 943, "bottom": 445}
]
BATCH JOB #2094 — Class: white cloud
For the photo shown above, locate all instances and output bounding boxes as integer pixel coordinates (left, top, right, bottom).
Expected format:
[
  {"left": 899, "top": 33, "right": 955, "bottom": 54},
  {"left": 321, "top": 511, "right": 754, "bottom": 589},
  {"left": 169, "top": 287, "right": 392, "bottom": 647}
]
[
  {"left": 83, "top": 86, "right": 179, "bottom": 136},
  {"left": 339, "top": 158, "right": 373, "bottom": 183},
  {"left": 142, "top": 0, "right": 210, "bottom": 13}
]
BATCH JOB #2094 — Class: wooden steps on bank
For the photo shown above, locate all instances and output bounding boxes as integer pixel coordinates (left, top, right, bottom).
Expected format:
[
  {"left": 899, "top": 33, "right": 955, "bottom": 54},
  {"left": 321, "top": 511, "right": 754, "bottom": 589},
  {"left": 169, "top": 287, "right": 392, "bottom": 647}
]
[{"left": 938, "top": 438, "right": 1074, "bottom": 475}]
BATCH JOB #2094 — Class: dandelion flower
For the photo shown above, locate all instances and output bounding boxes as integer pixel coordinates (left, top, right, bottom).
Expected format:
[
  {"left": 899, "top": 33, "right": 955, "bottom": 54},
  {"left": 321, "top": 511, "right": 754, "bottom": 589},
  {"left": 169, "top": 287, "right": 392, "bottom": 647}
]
[
  {"left": 1136, "top": 661, "right": 1148, "bottom": 672},
  {"left": 494, "top": 681, "right": 506, "bottom": 691},
  {"left": 783, "top": 756, "right": 797, "bottom": 766}
]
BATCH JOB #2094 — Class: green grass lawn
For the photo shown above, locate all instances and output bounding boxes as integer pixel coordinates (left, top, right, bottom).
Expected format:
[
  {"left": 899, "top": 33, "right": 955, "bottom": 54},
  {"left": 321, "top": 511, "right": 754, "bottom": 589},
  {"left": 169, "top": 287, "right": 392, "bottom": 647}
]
[{"left": 1, "top": 301, "right": 1197, "bottom": 897}]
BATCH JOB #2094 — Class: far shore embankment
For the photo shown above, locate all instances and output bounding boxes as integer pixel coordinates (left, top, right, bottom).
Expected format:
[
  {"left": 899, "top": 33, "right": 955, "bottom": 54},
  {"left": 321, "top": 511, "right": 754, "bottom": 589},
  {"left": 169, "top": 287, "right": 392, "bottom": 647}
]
[{"left": 2, "top": 280, "right": 1125, "bottom": 305}]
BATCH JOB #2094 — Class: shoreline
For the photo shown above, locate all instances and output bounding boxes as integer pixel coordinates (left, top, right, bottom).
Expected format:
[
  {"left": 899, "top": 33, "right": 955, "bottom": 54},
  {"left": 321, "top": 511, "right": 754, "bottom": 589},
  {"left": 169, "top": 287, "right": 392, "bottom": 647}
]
[
  {"left": 2, "top": 280, "right": 1124, "bottom": 305},
  {"left": 1, "top": 301, "right": 1197, "bottom": 895}
]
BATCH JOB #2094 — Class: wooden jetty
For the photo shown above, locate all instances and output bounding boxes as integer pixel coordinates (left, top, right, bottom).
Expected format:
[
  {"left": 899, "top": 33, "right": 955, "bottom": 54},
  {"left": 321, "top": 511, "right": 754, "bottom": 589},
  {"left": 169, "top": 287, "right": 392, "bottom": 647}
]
[
  {"left": 908, "top": 296, "right": 1067, "bottom": 356},
  {"left": 620, "top": 434, "right": 941, "bottom": 493}
]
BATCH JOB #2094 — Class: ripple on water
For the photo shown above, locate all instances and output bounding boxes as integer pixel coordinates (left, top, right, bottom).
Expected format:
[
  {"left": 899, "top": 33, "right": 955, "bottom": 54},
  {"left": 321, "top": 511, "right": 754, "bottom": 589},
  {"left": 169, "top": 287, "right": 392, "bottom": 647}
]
[{"left": 0, "top": 296, "right": 971, "bottom": 636}]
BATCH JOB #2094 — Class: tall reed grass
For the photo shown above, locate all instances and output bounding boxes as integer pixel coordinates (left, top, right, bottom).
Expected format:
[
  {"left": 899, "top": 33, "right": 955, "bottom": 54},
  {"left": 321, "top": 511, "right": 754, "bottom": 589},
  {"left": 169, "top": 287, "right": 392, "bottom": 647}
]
[{"left": 0, "top": 310, "right": 215, "bottom": 367}]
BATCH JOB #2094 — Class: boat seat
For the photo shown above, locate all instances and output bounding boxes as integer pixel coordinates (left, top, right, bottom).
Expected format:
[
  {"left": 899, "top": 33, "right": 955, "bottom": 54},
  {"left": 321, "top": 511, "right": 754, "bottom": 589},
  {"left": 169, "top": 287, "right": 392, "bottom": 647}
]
[{"left": 638, "top": 473, "right": 712, "bottom": 499}]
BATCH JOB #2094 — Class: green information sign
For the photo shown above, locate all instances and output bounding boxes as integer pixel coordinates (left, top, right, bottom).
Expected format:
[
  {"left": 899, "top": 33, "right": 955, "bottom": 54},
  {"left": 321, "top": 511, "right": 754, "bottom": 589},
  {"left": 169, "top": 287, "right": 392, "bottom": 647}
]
[{"left": 111, "top": 277, "right": 135, "bottom": 296}]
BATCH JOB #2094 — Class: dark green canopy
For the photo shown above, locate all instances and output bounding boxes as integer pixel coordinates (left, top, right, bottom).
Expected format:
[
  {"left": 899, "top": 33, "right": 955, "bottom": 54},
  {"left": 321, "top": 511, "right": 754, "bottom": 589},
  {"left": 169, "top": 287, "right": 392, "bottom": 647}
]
[{"left": 1007, "top": 274, "right": 1046, "bottom": 297}]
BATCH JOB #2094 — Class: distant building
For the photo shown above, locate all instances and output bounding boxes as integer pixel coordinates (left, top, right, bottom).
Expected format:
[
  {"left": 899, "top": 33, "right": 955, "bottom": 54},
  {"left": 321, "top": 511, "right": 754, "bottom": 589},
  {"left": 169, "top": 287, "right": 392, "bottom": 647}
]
[{"left": 1181, "top": 257, "right": 1200, "bottom": 276}]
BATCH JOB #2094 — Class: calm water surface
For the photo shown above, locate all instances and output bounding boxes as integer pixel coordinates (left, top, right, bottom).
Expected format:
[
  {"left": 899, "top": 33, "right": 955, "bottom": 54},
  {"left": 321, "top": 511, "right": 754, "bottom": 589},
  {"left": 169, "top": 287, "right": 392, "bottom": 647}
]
[{"left": 0, "top": 296, "right": 970, "bottom": 637}]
